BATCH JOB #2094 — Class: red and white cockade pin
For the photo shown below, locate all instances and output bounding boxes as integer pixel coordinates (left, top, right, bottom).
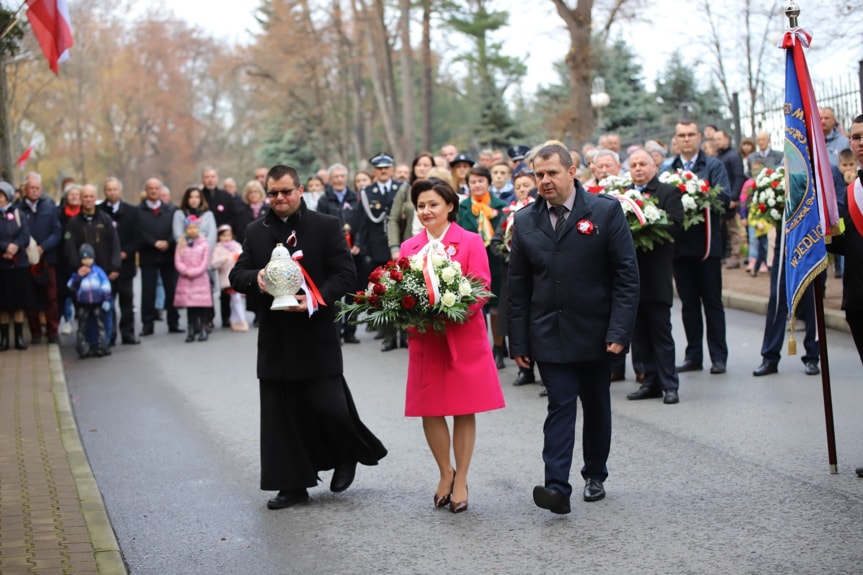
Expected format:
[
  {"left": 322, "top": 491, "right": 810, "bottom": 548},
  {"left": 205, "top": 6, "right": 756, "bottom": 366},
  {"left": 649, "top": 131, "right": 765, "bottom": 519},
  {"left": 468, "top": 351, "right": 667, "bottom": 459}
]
[
  {"left": 445, "top": 244, "right": 458, "bottom": 257},
  {"left": 576, "top": 219, "right": 594, "bottom": 235},
  {"left": 286, "top": 230, "right": 297, "bottom": 246},
  {"left": 6, "top": 212, "right": 14, "bottom": 221}
]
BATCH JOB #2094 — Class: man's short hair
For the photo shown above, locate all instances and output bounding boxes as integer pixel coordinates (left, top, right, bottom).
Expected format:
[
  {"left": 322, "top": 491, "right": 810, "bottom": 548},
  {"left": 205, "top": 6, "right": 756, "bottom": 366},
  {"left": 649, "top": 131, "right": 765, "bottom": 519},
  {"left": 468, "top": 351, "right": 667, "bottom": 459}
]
[
  {"left": 851, "top": 113, "right": 863, "bottom": 125},
  {"left": 532, "top": 144, "right": 573, "bottom": 169},
  {"left": 491, "top": 160, "right": 511, "bottom": 172},
  {"left": 839, "top": 148, "right": 855, "bottom": 161},
  {"left": 327, "top": 163, "right": 348, "bottom": 177},
  {"left": 25, "top": 172, "right": 42, "bottom": 184},
  {"left": 593, "top": 149, "right": 620, "bottom": 165},
  {"left": 103, "top": 177, "right": 123, "bottom": 192},
  {"left": 265, "top": 165, "right": 300, "bottom": 190}
]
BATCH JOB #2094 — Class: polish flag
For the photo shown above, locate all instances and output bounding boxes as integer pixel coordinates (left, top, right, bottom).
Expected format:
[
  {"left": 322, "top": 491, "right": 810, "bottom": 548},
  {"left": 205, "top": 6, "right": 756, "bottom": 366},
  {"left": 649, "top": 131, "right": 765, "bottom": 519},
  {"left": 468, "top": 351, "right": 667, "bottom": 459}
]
[
  {"left": 25, "top": 0, "right": 74, "bottom": 75},
  {"left": 16, "top": 144, "right": 34, "bottom": 170}
]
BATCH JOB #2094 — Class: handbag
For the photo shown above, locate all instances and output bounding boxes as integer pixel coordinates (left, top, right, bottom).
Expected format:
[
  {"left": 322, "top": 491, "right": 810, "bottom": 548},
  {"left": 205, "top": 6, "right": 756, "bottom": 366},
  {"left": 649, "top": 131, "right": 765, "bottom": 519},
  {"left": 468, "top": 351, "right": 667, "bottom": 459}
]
[{"left": 13, "top": 208, "right": 41, "bottom": 265}]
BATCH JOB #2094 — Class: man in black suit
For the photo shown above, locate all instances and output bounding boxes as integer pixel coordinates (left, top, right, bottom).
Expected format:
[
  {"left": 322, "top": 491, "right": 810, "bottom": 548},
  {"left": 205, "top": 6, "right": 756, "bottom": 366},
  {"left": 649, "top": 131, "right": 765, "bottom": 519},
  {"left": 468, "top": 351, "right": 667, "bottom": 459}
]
[
  {"left": 508, "top": 144, "right": 639, "bottom": 515},
  {"left": 714, "top": 130, "right": 746, "bottom": 269},
  {"left": 99, "top": 177, "right": 140, "bottom": 345},
  {"left": 624, "top": 150, "right": 685, "bottom": 404},
  {"left": 229, "top": 164, "right": 387, "bottom": 510},
  {"left": 747, "top": 132, "right": 784, "bottom": 171},
  {"left": 667, "top": 121, "right": 731, "bottom": 375}
]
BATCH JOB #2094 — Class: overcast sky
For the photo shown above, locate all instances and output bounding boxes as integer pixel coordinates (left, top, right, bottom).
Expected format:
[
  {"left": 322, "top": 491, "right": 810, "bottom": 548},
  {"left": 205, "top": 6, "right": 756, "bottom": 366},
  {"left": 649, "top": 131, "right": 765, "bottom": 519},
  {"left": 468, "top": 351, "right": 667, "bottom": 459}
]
[{"left": 168, "top": 0, "right": 856, "bottom": 98}]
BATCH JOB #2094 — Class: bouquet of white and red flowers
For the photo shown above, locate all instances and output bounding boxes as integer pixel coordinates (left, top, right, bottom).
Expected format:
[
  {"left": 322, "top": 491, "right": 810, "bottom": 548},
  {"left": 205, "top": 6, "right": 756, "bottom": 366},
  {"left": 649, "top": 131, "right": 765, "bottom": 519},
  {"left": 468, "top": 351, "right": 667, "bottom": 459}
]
[
  {"left": 336, "top": 241, "right": 492, "bottom": 334},
  {"left": 593, "top": 175, "right": 674, "bottom": 252},
  {"left": 659, "top": 169, "right": 725, "bottom": 230},
  {"left": 494, "top": 197, "right": 536, "bottom": 262},
  {"left": 748, "top": 166, "right": 786, "bottom": 228}
]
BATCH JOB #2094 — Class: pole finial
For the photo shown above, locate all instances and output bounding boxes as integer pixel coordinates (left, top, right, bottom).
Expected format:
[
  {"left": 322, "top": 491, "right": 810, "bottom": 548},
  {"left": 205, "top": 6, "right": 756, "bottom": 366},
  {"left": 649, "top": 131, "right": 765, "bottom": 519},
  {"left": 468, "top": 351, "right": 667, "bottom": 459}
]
[{"left": 785, "top": 1, "right": 800, "bottom": 29}]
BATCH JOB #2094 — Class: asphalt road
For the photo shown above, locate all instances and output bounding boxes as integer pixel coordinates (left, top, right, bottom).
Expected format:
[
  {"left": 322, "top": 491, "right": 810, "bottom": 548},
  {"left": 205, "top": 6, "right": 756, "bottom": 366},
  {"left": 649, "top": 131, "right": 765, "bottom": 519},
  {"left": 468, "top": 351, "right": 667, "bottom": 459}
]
[{"left": 62, "top": 305, "right": 863, "bottom": 575}]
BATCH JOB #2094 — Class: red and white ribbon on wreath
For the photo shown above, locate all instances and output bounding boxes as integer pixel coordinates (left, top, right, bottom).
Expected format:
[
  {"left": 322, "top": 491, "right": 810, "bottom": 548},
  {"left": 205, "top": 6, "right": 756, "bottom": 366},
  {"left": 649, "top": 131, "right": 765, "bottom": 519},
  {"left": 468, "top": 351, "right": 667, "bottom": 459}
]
[
  {"left": 291, "top": 250, "right": 326, "bottom": 317},
  {"left": 702, "top": 205, "right": 711, "bottom": 261},
  {"left": 614, "top": 194, "right": 646, "bottom": 225},
  {"left": 417, "top": 239, "right": 447, "bottom": 305}
]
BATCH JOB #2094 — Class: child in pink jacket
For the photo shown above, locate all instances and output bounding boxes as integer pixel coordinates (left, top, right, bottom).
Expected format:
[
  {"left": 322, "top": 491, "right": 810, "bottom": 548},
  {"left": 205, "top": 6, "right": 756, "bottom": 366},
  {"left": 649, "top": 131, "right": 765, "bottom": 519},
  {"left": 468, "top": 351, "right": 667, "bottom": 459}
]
[{"left": 174, "top": 215, "right": 212, "bottom": 342}]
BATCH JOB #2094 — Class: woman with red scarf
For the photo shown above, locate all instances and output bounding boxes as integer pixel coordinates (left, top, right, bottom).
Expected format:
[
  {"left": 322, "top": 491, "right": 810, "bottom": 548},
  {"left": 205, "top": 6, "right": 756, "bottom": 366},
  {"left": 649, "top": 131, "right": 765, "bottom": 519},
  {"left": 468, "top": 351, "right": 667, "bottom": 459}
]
[{"left": 457, "top": 166, "right": 508, "bottom": 367}]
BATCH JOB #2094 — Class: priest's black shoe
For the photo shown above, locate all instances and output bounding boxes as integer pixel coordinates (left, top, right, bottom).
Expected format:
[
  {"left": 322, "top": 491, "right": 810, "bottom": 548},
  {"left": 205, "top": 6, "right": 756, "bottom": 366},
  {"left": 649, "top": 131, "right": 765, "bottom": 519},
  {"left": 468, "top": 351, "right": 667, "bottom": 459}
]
[
  {"left": 583, "top": 478, "right": 605, "bottom": 502},
  {"left": 804, "top": 361, "right": 820, "bottom": 376},
  {"left": 709, "top": 361, "right": 726, "bottom": 374},
  {"left": 663, "top": 390, "right": 679, "bottom": 404},
  {"left": 752, "top": 362, "right": 778, "bottom": 377},
  {"left": 513, "top": 369, "right": 536, "bottom": 386},
  {"left": 627, "top": 386, "right": 662, "bottom": 400},
  {"left": 676, "top": 361, "right": 702, "bottom": 372},
  {"left": 266, "top": 489, "right": 309, "bottom": 510},
  {"left": 330, "top": 461, "right": 357, "bottom": 493},
  {"left": 856, "top": 467, "right": 863, "bottom": 478},
  {"left": 532, "top": 486, "right": 570, "bottom": 514}
]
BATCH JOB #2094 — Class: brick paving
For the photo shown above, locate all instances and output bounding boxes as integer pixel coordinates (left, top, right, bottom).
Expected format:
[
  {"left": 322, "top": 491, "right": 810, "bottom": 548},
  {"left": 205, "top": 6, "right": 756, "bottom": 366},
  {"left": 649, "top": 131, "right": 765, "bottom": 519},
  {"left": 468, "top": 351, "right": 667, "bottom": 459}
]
[{"left": 0, "top": 344, "right": 125, "bottom": 575}]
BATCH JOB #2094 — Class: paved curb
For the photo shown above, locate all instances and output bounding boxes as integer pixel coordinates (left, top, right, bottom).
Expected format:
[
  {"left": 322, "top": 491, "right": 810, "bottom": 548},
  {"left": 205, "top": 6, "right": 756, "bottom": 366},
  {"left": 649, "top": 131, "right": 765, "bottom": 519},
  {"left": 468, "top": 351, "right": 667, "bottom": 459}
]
[
  {"left": 49, "top": 345, "right": 128, "bottom": 575},
  {"left": 723, "top": 290, "right": 849, "bottom": 333}
]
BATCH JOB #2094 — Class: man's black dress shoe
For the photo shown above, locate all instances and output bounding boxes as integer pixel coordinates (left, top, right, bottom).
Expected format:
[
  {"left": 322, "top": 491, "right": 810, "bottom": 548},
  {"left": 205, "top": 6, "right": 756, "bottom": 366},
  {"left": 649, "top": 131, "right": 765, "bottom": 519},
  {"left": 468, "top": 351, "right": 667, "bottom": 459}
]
[
  {"left": 513, "top": 369, "right": 536, "bottom": 386},
  {"left": 343, "top": 334, "right": 360, "bottom": 344},
  {"left": 139, "top": 326, "right": 154, "bottom": 336},
  {"left": 856, "top": 467, "right": 863, "bottom": 478},
  {"left": 538, "top": 385, "right": 548, "bottom": 397},
  {"left": 532, "top": 485, "right": 571, "bottom": 514},
  {"left": 583, "top": 478, "right": 605, "bottom": 502},
  {"left": 330, "top": 461, "right": 357, "bottom": 493},
  {"left": 676, "top": 361, "right": 702, "bottom": 372},
  {"left": 663, "top": 390, "right": 679, "bottom": 404},
  {"left": 627, "top": 386, "right": 662, "bottom": 400},
  {"left": 804, "top": 361, "right": 820, "bottom": 376},
  {"left": 266, "top": 489, "right": 309, "bottom": 510},
  {"left": 753, "top": 362, "right": 778, "bottom": 377},
  {"left": 122, "top": 336, "right": 141, "bottom": 345},
  {"left": 380, "top": 339, "right": 397, "bottom": 352},
  {"left": 709, "top": 361, "right": 726, "bottom": 374},
  {"left": 168, "top": 325, "right": 184, "bottom": 334}
]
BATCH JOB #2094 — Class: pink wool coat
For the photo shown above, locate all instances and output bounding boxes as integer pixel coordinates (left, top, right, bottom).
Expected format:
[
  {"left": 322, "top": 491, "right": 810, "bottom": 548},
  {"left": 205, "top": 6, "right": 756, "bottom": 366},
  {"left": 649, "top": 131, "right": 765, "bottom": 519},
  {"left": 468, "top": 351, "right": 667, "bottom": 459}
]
[
  {"left": 399, "top": 223, "right": 505, "bottom": 417},
  {"left": 174, "top": 237, "right": 213, "bottom": 308}
]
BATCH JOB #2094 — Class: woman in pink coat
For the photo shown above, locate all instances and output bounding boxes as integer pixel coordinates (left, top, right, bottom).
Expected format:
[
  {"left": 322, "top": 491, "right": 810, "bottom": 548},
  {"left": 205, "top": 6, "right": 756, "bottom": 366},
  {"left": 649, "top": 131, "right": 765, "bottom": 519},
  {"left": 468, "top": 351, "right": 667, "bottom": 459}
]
[
  {"left": 174, "top": 215, "right": 213, "bottom": 342},
  {"left": 399, "top": 178, "right": 505, "bottom": 514}
]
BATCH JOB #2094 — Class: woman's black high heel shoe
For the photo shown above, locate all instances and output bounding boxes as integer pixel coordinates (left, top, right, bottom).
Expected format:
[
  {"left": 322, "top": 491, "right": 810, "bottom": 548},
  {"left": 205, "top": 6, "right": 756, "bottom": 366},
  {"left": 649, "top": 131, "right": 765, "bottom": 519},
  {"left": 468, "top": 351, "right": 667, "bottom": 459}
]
[{"left": 433, "top": 469, "right": 455, "bottom": 508}]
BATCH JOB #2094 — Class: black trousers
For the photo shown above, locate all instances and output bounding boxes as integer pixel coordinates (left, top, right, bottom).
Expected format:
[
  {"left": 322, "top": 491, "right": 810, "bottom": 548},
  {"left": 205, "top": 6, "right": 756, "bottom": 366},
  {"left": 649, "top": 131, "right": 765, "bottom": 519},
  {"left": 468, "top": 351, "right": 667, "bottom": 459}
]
[
  {"left": 111, "top": 276, "right": 135, "bottom": 341},
  {"left": 141, "top": 263, "right": 179, "bottom": 329},
  {"left": 673, "top": 256, "right": 728, "bottom": 365},
  {"left": 258, "top": 376, "right": 387, "bottom": 491},
  {"left": 632, "top": 301, "right": 679, "bottom": 391},
  {"left": 846, "top": 309, "right": 863, "bottom": 367},
  {"left": 760, "top": 253, "right": 818, "bottom": 365}
]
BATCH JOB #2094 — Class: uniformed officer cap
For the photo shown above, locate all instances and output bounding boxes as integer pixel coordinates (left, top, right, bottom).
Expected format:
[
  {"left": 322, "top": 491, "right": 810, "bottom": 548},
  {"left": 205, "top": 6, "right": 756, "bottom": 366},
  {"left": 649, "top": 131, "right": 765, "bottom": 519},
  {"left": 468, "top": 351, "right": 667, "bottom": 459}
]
[
  {"left": 450, "top": 153, "right": 474, "bottom": 167},
  {"left": 369, "top": 153, "right": 394, "bottom": 168},
  {"left": 507, "top": 145, "right": 531, "bottom": 161}
]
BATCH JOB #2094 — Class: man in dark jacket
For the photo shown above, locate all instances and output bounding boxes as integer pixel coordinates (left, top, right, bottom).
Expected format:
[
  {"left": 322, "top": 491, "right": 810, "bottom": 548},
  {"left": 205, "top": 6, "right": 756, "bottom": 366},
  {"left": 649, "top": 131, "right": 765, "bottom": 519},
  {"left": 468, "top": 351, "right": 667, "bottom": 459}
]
[
  {"left": 316, "top": 163, "right": 363, "bottom": 344},
  {"left": 624, "top": 150, "right": 685, "bottom": 404},
  {"left": 18, "top": 171, "right": 63, "bottom": 344},
  {"left": 136, "top": 177, "right": 181, "bottom": 335},
  {"left": 230, "top": 164, "right": 386, "bottom": 510},
  {"left": 508, "top": 144, "right": 639, "bottom": 515},
  {"left": 715, "top": 129, "right": 746, "bottom": 269},
  {"left": 667, "top": 121, "right": 732, "bottom": 375},
  {"left": 100, "top": 177, "right": 140, "bottom": 344},
  {"left": 201, "top": 167, "right": 237, "bottom": 231}
]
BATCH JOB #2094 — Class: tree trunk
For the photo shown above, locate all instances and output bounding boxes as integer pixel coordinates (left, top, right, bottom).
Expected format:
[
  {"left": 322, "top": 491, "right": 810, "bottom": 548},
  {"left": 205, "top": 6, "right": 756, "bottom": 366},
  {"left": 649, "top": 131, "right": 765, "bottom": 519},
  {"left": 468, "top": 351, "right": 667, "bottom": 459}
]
[
  {"left": 0, "top": 53, "right": 12, "bottom": 181},
  {"left": 552, "top": 0, "right": 595, "bottom": 145},
  {"left": 420, "top": 0, "right": 432, "bottom": 153},
  {"left": 398, "top": 0, "right": 415, "bottom": 161},
  {"left": 356, "top": 0, "right": 399, "bottom": 156}
]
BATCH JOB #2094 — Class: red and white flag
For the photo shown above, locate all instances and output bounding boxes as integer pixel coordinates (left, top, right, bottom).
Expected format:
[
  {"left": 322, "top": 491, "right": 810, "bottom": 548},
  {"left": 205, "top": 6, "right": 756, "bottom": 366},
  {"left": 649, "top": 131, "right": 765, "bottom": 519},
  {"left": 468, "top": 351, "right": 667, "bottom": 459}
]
[
  {"left": 25, "top": 0, "right": 74, "bottom": 75},
  {"left": 16, "top": 143, "right": 34, "bottom": 170}
]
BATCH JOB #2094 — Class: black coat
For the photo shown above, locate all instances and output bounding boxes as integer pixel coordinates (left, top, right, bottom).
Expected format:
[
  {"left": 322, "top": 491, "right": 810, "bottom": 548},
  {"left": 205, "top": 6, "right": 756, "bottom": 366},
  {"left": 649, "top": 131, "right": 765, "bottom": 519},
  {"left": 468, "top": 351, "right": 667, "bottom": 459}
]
[
  {"left": 99, "top": 201, "right": 139, "bottom": 279},
  {"left": 63, "top": 210, "right": 122, "bottom": 275},
  {"left": 201, "top": 186, "right": 237, "bottom": 230},
  {"left": 234, "top": 202, "right": 268, "bottom": 246},
  {"left": 356, "top": 183, "right": 396, "bottom": 264},
  {"left": 136, "top": 201, "right": 177, "bottom": 266},
  {"left": 717, "top": 146, "right": 746, "bottom": 203},
  {"left": 229, "top": 205, "right": 356, "bottom": 381},
  {"left": 826, "top": 179, "right": 863, "bottom": 311},
  {"left": 637, "top": 177, "right": 684, "bottom": 305},
  {"left": 507, "top": 183, "right": 640, "bottom": 363}
]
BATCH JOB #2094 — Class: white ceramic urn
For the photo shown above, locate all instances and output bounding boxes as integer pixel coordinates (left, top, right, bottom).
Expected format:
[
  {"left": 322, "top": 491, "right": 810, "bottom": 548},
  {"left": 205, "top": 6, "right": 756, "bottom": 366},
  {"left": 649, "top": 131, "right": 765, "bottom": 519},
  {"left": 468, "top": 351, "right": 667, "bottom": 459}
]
[{"left": 264, "top": 243, "right": 303, "bottom": 309}]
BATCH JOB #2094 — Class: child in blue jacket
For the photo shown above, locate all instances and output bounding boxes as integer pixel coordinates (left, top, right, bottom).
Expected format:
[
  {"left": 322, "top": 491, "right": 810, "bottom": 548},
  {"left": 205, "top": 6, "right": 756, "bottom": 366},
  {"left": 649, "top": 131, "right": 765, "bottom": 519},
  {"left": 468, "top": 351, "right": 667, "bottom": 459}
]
[{"left": 67, "top": 243, "right": 112, "bottom": 358}]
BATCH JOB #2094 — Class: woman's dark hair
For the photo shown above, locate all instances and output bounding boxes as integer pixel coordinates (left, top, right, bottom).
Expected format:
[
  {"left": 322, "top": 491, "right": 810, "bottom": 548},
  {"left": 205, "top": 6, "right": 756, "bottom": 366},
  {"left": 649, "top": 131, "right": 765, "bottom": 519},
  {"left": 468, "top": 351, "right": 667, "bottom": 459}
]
[
  {"left": 410, "top": 152, "right": 435, "bottom": 184},
  {"left": 181, "top": 186, "right": 209, "bottom": 212},
  {"left": 468, "top": 166, "right": 492, "bottom": 185},
  {"left": 410, "top": 178, "right": 459, "bottom": 222},
  {"left": 306, "top": 175, "right": 324, "bottom": 187}
]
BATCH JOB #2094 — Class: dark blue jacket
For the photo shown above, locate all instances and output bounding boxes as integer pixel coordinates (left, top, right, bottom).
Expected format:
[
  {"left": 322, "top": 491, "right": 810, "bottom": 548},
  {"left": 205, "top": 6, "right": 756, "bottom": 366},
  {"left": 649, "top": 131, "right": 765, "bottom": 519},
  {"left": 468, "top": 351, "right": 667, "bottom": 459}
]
[
  {"left": 0, "top": 206, "right": 31, "bottom": 269},
  {"left": 17, "top": 196, "right": 62, "bottom": 265}
]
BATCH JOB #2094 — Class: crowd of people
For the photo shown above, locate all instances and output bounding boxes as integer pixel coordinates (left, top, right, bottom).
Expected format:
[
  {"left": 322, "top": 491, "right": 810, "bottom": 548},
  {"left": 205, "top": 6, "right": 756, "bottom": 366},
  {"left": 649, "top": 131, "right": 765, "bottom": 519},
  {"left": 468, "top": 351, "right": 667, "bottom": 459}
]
[{"left": 2, "top": 110, "right": 862, "bottom": 512}]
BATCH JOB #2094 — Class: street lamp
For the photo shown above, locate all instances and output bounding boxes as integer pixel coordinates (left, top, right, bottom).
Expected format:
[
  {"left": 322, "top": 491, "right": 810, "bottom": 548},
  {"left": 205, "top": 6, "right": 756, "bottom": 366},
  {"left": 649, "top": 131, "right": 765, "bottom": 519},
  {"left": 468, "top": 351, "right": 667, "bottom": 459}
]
[{"left": 590, "top": 76, "right": 610, "bottom": 135}]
